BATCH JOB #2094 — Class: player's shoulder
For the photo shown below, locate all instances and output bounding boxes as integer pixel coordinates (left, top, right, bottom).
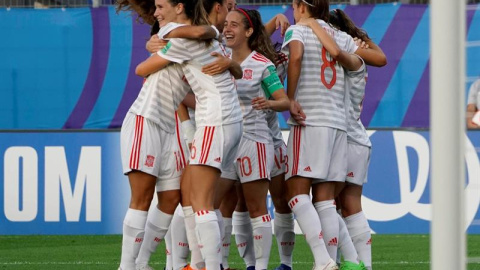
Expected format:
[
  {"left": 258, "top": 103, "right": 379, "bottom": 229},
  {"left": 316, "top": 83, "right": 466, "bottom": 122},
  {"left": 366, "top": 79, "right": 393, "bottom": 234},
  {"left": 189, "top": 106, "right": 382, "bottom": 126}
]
[{"left": 250, "top": 51, "right": 272, "bottom": 65}]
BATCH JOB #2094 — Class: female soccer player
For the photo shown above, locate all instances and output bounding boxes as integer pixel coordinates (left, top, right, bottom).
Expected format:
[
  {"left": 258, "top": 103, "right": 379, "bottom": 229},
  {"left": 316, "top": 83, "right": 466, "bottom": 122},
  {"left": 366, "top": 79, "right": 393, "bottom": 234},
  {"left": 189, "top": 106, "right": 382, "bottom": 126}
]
[
  {"left": 135, "top": 1, "right": 243, "bottom": 269},
  {"left": 281, "top": 0, "right": 359, "bottom": 269},
  {"left": 328, "top": 9, "right": 386, "bottom": 270},
  {"left": 222, "top": 8, "right": 290, "bottom": 270}
]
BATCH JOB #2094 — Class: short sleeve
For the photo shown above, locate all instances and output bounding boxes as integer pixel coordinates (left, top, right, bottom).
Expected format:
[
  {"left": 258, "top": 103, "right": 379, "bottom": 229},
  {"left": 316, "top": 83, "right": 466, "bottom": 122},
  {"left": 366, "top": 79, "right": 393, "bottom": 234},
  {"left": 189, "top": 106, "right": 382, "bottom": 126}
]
[
  {"left": 467, "top": 80, "right": 480, "bottom": 105},
  {"left": 261, "top": 64, "right": 284, "bottom": 98},
  {"left": 282, "top": 25, "right": 305, "bottom": 49},
  {"left": 157, "top": 22, "right": 183, "bottom": 40},
  {"left": 346, "top": 55, "right": 366, "bottom": 78},
  {"left": 157, "top": 38, "right": 191, "bottom": 64},
  {"left": 344, "top": 33, "right": 358, "bottom": 54}
]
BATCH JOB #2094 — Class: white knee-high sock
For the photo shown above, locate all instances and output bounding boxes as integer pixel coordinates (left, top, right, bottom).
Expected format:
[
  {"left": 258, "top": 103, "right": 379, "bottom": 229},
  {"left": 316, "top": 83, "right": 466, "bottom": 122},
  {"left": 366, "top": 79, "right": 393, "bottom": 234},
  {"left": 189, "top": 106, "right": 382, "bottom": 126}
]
[
  {"left": 120, "top": 208, "right": 148, "bottom": 270},
  {"left": 215, "top": 209, "right": 225, "bottom": 265},
  {"left": 195, "top": 210, "right": 221, "bottom": 270},
  {"left": 288, "top": 195, "right": 330, "bottom": 267},
  {"left": 345, "top": 211, "right": 372, "bottom": 270},
  {"left": 172, "top": 206, "right": 189, "bottom": 270},
  {"left": 274, "top": 211, "right": 295, "bottom": 268},
  {"left": 232, "top": 211, "right": 256, "bottom": 268},
  {"left": 183, "top": 206, "right": 205, "bottom": 270},
  {"left": 165, "top": 227, "right": 173, "bottom": 270},
  {"left": 136, "top": 208, "right": 173, "bottom": 267},
  {"left": 222, "top": 217, "right": 233, "bottom": 269},
  {"left": 314, "top": 200, "right": 339, "bottom": 260},
  {"left": 251, "top": 214, "right": 273, "bottom": 270},
  {"left": 337, "top": 214, "right": 359, "bottom": 264}
]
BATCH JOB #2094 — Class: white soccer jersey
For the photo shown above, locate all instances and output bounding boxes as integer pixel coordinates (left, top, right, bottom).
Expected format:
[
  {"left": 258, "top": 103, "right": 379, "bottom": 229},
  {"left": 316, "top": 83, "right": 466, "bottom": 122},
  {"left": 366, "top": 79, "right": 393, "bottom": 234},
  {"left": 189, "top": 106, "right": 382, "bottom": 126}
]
[
  {"left": 467, "top": 79, "right": 480, "bottom": 108},
  {"left": 345, "top": 57, "right": 371, "bottom": 147},
  {"left": 128, "top": 61, "right": 190, "bottom": 133},
  {"left": 236, "top": 51, "right": 284, "bottom": 144},
  {"left": 282, "top": 20, "right": 357, "bottom": 131},
  {"left": 158, "top": 23, "right": 242, "bottom": 127}
]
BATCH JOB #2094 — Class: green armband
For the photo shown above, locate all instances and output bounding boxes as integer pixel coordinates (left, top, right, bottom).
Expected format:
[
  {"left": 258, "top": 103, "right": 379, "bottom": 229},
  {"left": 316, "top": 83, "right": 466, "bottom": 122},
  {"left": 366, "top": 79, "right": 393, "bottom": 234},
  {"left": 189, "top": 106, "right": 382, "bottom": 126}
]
[{"left": 261, "top": 68, "right": 283, "bottom": 98}]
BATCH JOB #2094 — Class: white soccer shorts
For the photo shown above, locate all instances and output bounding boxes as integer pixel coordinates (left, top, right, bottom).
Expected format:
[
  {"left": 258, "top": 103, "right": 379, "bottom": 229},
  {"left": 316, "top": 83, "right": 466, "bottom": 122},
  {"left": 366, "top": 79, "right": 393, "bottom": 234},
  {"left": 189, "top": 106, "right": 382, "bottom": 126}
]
[
  {"left": 286, "top": 125, "right": 347, "bottom": 183},
  {"left": 120, "top": 113, "right": 183, "bottom": 191},
  {"left": 271, "top": 142, "right": 287, "bottom": 178},
  {"left": 189, "top": 122, "right": 242, "bottom": 173},
  {"left": 346, "top": 142, "right": 371, "bottom": 186},
  {"left": 235, "top": 137, "right": 274, "bottom": 183}
]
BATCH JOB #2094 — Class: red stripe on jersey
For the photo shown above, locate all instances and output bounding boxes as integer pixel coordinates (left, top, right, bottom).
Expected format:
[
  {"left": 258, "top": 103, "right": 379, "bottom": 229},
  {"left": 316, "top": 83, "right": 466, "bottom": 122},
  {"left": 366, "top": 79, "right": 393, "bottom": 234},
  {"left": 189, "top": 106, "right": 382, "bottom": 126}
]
[
  {"left": 175, "top": 112, "right": 187, "bottom": 168},
  {"left": 252, "top": 54, "right": 269, "bottom": 63},
  {"left": 253, "top": 52, "right": 269, "bottom": 62}
]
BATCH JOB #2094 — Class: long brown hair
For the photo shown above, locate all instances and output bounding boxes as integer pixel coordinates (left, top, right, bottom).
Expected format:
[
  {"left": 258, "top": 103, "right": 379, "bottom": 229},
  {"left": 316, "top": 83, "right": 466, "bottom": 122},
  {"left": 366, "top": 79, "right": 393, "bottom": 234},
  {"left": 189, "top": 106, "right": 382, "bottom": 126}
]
[
  {"left": 235, "top": 8, "right": 277, "bottom": 63},
  {"left": 115, "top": 0, "right": 156, "bottom": 25},
  {"left": 329, "top": 9, "right": 370, "bottom": 41},
  {"left": 295, "top": 0, "right": 329, "bottom": 21}
]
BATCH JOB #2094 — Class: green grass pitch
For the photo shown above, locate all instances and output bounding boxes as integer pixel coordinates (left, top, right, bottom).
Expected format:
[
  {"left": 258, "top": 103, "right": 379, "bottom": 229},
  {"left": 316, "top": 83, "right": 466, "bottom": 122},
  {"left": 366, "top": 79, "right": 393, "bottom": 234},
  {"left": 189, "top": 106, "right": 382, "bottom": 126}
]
[{"left": 0, "top": 235, "right": 479, "bottom": 269}]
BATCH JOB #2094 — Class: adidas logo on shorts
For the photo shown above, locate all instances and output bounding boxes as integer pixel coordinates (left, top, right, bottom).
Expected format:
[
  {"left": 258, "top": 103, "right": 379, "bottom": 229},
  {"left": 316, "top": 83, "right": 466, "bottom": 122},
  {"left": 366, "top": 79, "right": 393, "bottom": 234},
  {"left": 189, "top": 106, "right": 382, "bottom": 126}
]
[
  {"left": 214, "top": 157, "right": 221, "bottom": 163},
  {"left": 347, "top": 171, "right": 354, "bottom": 177},
  {"left": 304, "top": 166, "right": 312, "bottom": 172}
]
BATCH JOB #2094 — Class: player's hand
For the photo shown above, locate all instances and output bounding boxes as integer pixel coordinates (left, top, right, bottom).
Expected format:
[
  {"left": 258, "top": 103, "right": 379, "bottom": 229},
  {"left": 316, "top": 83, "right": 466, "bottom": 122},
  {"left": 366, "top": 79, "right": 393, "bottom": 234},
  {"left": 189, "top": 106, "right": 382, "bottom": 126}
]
[
  {"left": 290, "top": 100, "right": 306, "bottom": 126},
  {"left": 146, "top": 35, "right": 168, "bottom": 53},
  {"left": 251, "top": 97, "right": 271, "bottom": 110},
  {"left": 202, "top": 52, "right": 230, "bottom": 75},
  {"left": 353, "top": 37, "right": 369, "bottom": 49},
  {"left": 275, "top": 14, "right": 290, "bottom": 37}
]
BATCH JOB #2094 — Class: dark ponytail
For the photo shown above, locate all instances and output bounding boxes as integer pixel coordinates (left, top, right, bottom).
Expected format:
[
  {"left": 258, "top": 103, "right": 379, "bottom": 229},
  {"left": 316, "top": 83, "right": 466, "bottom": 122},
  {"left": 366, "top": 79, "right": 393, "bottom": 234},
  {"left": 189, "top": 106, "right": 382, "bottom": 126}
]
[{"left": 329, "top": 9, "right": 370, "bottom": 41}]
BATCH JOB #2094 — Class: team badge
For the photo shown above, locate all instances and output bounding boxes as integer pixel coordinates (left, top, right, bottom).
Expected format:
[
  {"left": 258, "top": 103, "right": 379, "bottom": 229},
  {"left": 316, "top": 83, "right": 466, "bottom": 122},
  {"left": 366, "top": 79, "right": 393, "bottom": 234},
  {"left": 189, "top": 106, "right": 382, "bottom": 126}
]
[
  {"left": 145, "top": 155, "right": 155, "bottom": 167},
  {"left": 243, "top": 69, "right": 253, "bottom": 80}
]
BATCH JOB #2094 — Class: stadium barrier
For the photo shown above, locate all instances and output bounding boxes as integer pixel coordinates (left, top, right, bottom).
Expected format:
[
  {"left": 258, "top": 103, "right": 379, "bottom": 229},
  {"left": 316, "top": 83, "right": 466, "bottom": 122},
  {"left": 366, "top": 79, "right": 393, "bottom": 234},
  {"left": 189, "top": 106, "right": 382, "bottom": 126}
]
[
  {"left": 0, "top": 130, "right": 479, "bottom": 235},
  {"left": 1, "top": 4, "right": 480, "bottom": 130}
]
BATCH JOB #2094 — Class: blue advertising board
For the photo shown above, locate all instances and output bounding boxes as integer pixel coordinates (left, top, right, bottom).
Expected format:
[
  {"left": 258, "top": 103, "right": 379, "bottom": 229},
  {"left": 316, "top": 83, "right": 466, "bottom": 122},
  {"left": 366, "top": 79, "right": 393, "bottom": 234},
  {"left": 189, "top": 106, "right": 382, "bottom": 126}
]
[{"left": 0, "top": 130, "right": 479, "bottom": 234}]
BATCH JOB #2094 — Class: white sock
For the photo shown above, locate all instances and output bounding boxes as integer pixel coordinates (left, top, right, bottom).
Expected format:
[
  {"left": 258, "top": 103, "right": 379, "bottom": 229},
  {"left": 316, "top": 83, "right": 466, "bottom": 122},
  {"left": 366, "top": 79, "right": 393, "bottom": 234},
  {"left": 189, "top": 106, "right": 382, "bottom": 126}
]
[
  {"left": 233, "top": 211, "right": 256, "bottom": 268},
  {"left": 345, "top": 211, "right": 372, "bottom": 269},
  {"left": 288, "top": 195, "right": 330, "bottom": 267},
  {"left": 120, "top": 208, "right": 148, "bottom": 270},
  {"left": 314, "top": 200, "right": 339, "bottom": 260},
  {"left": 337, "top": 214, "right": 359, "bottom": 264},
  {"left": 222, "top": 217, "right": 233, "bottom": 269},
  {"left": 251, "top": 214, "right": 273, "bottom": 270},
  {"left": 136, "top": 208, "right": 173, "bottom": 267},
  {"left": 274, "top": 212, "right": 295, "bottom": 268},
  {"left": 172, "top": 206, "right": 189, "bottom": 270},
  {"left": 195, "top": 210, "right": 221, "bottom": 270},
  {"left": 165, "top": 227, "right": 173, "bottom": 270},
  {"left": 215, "top": 209, "right": 225, "bottom": 265},
  {"left": 183, "top": 206, "right": 205, "bottom": 270}
]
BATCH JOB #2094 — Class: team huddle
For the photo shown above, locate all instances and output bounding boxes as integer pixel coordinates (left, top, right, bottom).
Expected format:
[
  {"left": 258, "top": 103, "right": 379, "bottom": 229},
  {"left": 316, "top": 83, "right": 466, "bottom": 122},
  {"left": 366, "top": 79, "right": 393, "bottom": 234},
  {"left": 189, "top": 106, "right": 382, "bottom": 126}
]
[{"left": 115, "top": 0, "right": 387, "bottom": 269}]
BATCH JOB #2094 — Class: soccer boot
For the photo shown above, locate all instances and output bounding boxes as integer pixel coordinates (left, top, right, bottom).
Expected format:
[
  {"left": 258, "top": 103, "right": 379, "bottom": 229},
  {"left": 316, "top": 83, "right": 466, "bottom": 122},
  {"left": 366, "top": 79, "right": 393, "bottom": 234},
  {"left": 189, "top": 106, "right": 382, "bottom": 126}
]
[
  {"left": 312, "top": 258, "right": 339, "bottom": 270},
  {"left": 274, "top": 264, "right": 292, "bottom": 270},
  {"left": 339, "top": 261, "right": 368, "bottom": 270}
]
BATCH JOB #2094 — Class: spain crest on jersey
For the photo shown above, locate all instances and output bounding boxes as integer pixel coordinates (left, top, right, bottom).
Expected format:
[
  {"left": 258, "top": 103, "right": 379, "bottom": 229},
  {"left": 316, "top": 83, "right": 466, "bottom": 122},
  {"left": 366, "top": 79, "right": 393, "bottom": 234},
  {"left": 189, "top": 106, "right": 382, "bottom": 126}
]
[{"left": 243, "top": 68, "right": 253, "bottom": 80}]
